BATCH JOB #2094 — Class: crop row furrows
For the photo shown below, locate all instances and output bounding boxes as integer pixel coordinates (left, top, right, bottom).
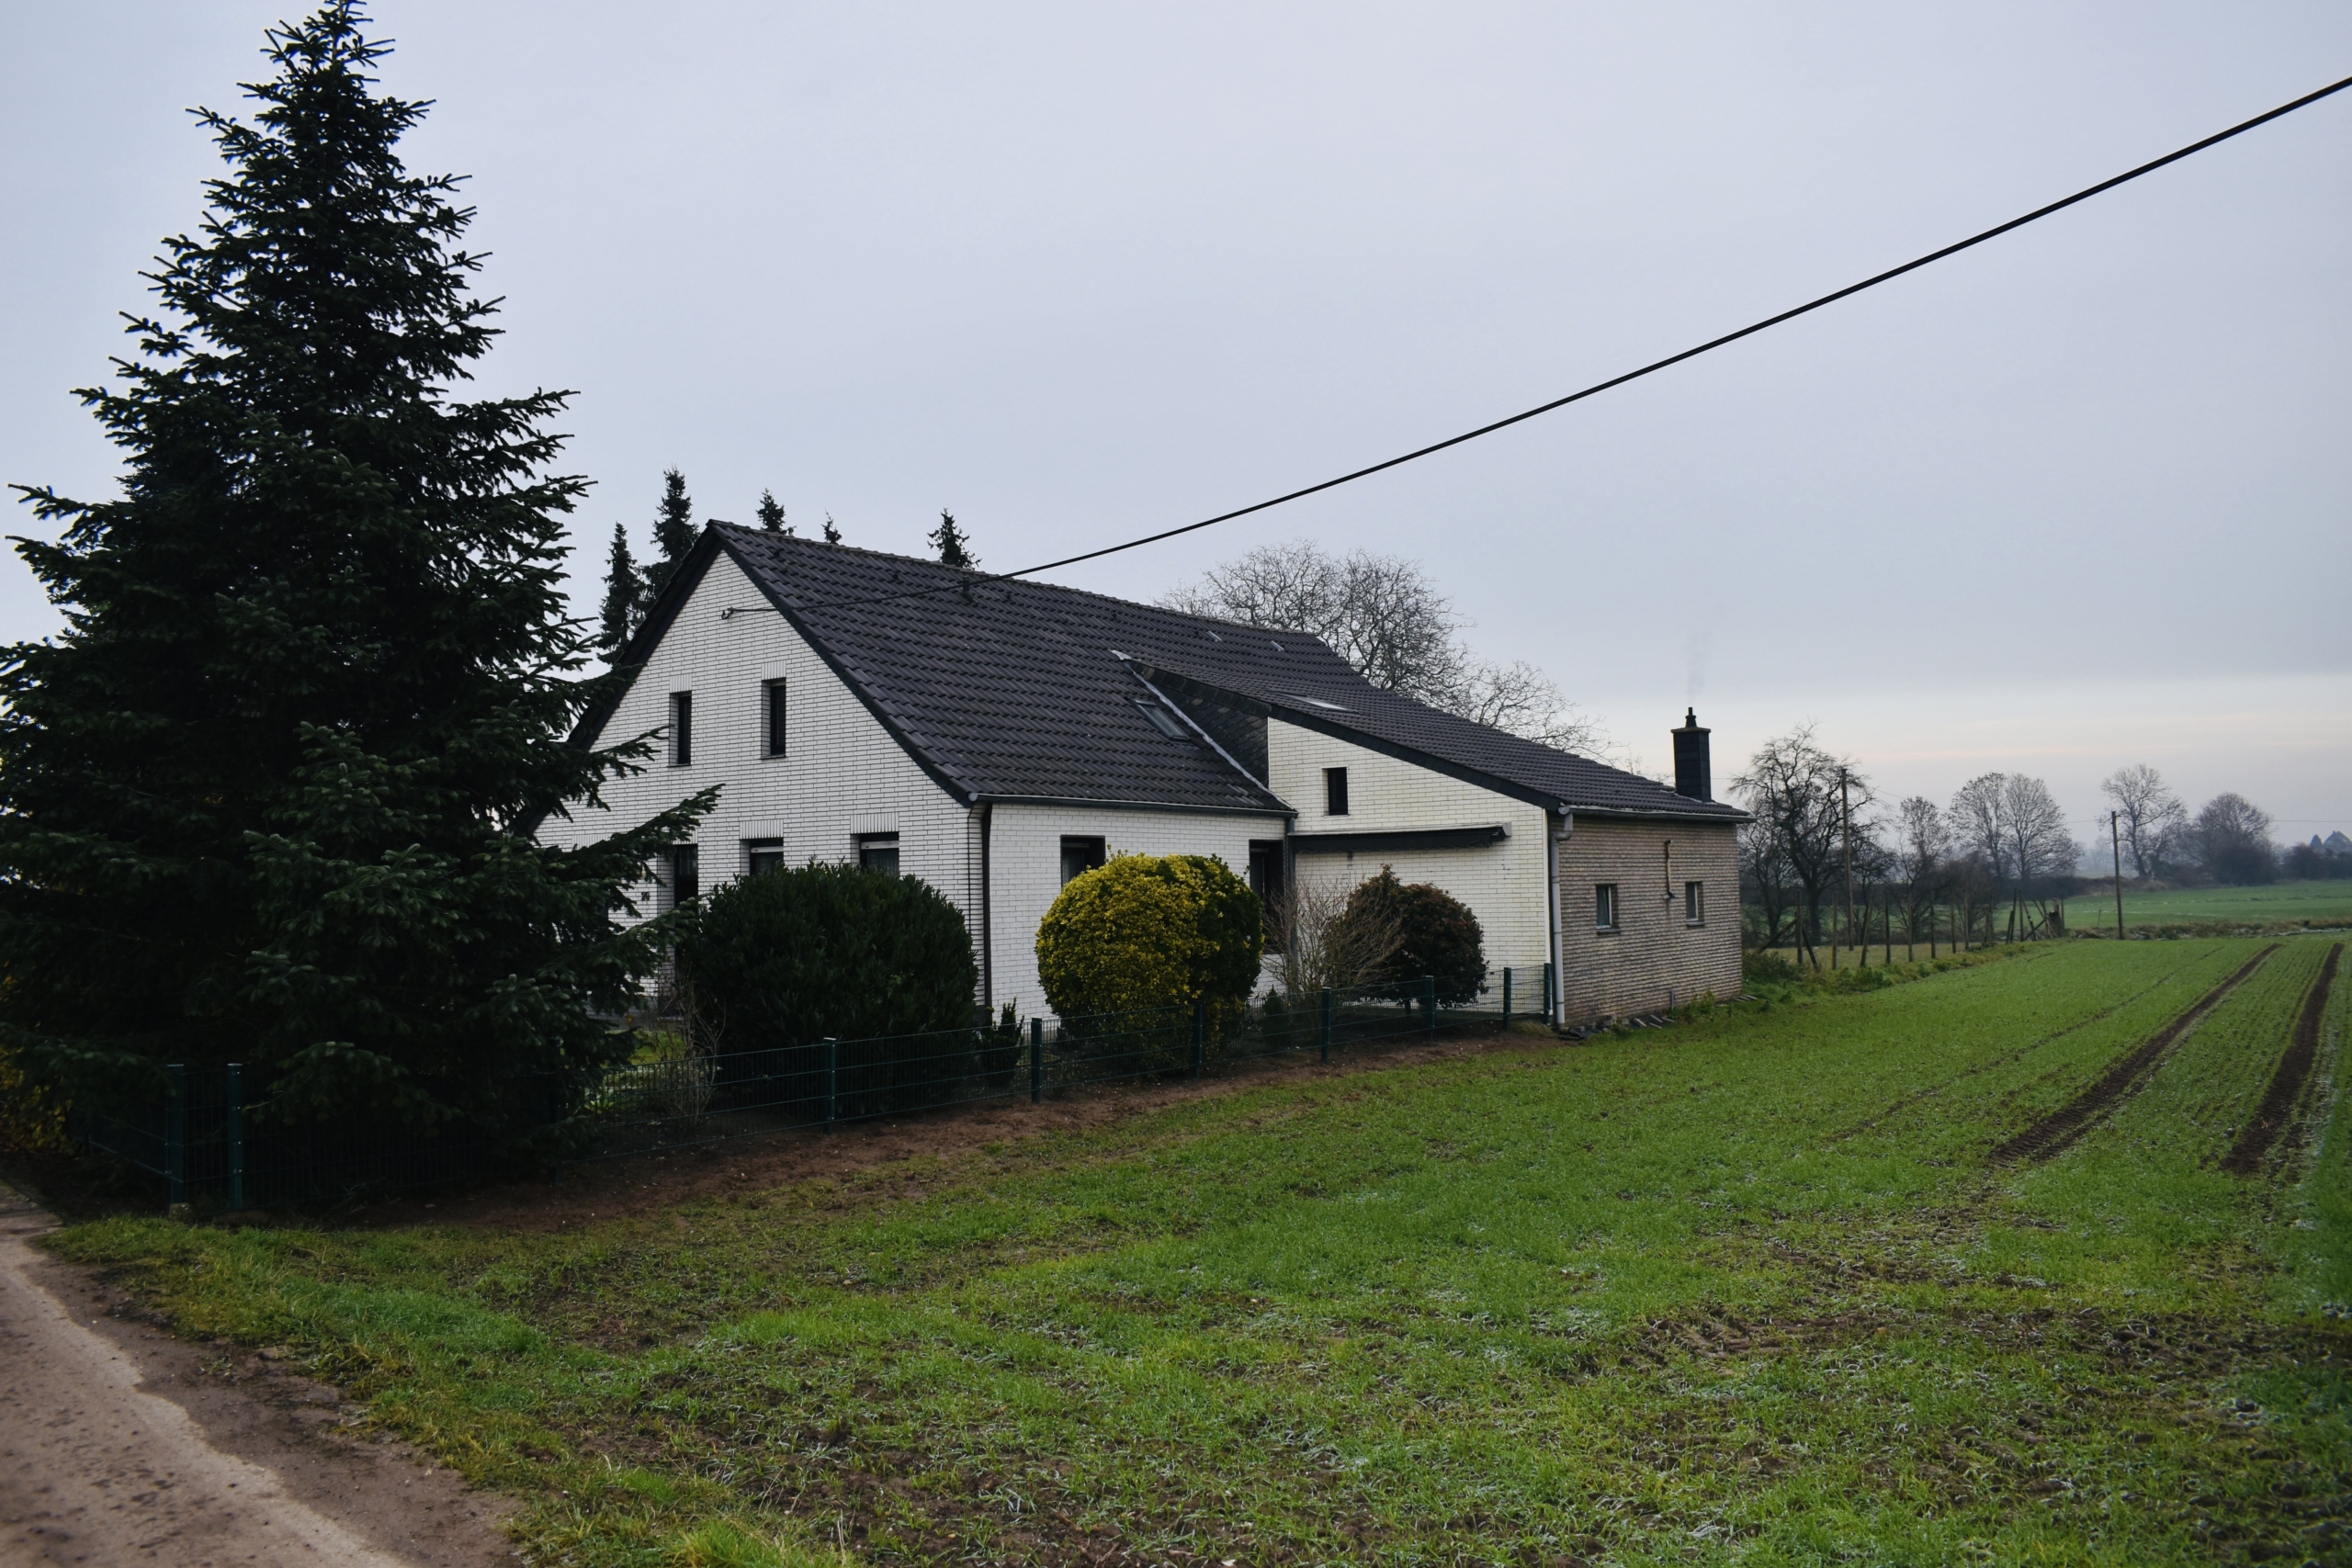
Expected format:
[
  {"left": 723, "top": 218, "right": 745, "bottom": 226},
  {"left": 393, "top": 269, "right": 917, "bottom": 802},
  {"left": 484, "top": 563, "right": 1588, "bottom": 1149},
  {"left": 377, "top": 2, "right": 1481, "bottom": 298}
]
[
  {"left": 2223, "top": 942, "right": 2343, "bottom": 1175},
  {"left": 1990, "top": 945, "right": 2279, "bottom": 1166}
]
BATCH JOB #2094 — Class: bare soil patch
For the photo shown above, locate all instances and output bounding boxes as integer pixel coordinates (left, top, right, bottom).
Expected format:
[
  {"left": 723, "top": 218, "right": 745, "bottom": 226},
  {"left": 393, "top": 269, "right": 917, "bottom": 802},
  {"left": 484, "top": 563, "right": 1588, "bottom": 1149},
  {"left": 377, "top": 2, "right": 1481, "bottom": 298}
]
[
  {"left": 2222, "top": 942, "right": 2342, "bottom": 1176},
  {"left": 1991, "top": 945, "right": 2278, "bottom": 1166}
]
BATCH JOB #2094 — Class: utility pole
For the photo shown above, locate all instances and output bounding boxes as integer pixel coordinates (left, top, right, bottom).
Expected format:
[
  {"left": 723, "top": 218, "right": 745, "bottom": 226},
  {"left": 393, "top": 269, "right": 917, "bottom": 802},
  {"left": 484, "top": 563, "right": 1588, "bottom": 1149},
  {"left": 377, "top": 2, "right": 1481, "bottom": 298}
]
[
  {"left": 1838, "top": 767, "right": 1854, "bottom": 967},
  {"left": 2111, "top": 809, "right": 2126, "bottom": 940}
]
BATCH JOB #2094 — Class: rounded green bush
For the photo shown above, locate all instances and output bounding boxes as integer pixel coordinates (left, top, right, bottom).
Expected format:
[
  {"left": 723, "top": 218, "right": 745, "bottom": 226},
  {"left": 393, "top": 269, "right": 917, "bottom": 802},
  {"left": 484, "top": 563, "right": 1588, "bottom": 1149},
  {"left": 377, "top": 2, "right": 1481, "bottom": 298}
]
[
  {"left": 1344, "top": 866, "right": 1487, "bottom": 1006},
  {"left": 1035, "top": 853, "right": 1262, "bottom": 1027},
  {"left": 673, "top": 861, "right": 978, "bottom": 1048}
]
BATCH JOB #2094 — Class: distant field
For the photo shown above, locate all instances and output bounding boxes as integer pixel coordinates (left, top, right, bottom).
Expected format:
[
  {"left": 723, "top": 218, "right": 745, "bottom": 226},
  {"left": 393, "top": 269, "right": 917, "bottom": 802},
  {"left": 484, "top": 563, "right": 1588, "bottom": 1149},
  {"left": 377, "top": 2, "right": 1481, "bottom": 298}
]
[
  {"left": 2068, "top": 881, "right": 2352, "bottom": 932},
  {"left": 41, "top": 937, "right": 2352, "bottom": 1565}
]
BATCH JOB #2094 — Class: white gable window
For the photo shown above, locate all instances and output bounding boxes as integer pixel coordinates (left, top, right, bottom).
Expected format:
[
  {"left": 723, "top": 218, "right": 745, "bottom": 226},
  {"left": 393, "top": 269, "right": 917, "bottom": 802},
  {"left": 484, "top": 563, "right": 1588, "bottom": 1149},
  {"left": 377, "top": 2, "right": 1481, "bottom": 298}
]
[
  {"left": 668, "top": 691, "right": 693, "bottom": 766},
  {"left": 1324, "top": 766, "right": 1350, "bottom": 816},
  {"left": 857, "top": 831, "right": 899, "bottom": 875},
  {"left": 1685, "top": 880, "right": 1705, "bottom": 927},
  {"left": 763, "top": 679, "right": 787, "bottom": 758}
]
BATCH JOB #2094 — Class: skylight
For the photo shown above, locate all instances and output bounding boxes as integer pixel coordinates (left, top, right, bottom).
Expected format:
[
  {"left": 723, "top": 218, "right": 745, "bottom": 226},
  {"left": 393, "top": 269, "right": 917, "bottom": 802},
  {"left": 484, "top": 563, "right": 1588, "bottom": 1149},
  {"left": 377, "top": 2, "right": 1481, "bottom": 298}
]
[
  {"left": 1133, "top": 699, "right": 1190, "bottom": 739},
  {"left": 1283, "top": 694, "right": 1350, "bottom": 711}
]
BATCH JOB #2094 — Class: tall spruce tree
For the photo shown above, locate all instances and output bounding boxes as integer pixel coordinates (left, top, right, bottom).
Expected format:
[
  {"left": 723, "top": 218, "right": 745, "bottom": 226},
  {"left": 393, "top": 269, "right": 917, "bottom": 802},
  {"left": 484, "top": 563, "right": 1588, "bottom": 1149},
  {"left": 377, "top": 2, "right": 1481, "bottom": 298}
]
[
  {"left": 639, "top": 468, "right": 696, "bottom": 605},
  {"left": 596, "top": 522, "right": 640, "bottom": 660},
  {"left": 928, "top": 508, "right": 975, "bottom": 569},
  {"left": 754, "top": 489, "right": 788, "bottom": 534},
  {"left": 1, "top": 4, "right": 713, "bottom": 1131}
]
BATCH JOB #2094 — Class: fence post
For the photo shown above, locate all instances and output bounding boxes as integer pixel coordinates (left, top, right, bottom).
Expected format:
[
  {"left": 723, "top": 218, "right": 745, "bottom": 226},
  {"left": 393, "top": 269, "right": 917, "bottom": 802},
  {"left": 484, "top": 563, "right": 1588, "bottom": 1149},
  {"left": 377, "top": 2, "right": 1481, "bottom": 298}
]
[
  {"left": 823, "top": 1038, "right": 838, "bottom": 1134},
  {"left": 1318, "top": 987, "right": 1333, "bottom": 1065},
  {"left": 1501, "top": 967, "right": 1512, "bottom": 1026},
  {"left": 1029, "top": 1017, "right": 1044, "bottom": 1104},
  {"left": 165, "top": 1063, "right": 187, "bottom": 1213},
  {"left": 225, "top": 1063, "right": 245, "bottom": 1213},
  {"left": 1191, "top": 998, "right": 1204, "bottom": 1079},
  {"left": 1426, "top": 976, "right": 1438, "bottom": 1038}
]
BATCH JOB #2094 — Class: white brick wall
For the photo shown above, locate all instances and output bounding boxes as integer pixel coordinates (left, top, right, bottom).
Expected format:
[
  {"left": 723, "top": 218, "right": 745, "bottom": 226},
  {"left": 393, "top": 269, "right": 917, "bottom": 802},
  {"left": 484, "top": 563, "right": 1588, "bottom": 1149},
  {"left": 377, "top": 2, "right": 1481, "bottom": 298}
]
[
  {"left": 538, "top": 558, "right": 1740, "bottom": 1030},
  {"left": 1555, "top": 818, "right": 1741, "bottom": 1023},
  {"left": 536, "top": 553, "right": 978, "bottom": 943},
  {"left": 985, "top": 804, "right": 1288, "bottom": 1021},
  {"left": 1266, "top": 721, "right": 1555, "bottom": 993}
]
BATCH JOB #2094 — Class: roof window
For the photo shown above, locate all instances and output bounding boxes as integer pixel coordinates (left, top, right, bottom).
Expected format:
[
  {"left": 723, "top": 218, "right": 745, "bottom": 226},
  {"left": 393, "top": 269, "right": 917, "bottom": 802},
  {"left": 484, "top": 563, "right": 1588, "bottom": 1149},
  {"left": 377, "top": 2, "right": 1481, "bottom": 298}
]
[
  {"left": 1133, "top": 698, "right": 1189, "bottom": 739},
  {"left": 1284, "top": 694, "right": 1350, "bottom": 712}
]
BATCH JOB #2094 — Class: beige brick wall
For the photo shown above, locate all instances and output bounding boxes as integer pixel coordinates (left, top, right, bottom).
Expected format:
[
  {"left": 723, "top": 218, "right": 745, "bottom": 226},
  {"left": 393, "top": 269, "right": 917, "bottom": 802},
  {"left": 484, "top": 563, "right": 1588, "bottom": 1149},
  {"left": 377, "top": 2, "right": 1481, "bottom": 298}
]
[
  {"left": 1555, "top": 818, "right": 1741, "bottom": 1024},
  {"left": 1268, "top": 720, "right": 1555, "bottom": 993}
]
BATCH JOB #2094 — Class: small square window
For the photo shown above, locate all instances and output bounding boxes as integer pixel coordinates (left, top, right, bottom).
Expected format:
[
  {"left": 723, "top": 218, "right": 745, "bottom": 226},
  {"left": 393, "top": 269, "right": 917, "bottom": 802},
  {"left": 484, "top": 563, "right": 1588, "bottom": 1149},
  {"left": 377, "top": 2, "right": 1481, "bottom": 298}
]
[
  {"left": 668, "top": 691, "right": 693, "bottom": 766},
  {"left": 1059, "top": 835, "right": 1106, "bottom": 886},
  {"left": 857, "top": 832, "right": 899, "bottom": 875},
  {"left": 745, "top": 838, "right": 784, "bottom": 876},
  {"left": 1594, "top": 883, "right": 1619, "bottom": 932},
  {"left": 1324, "top": 766, "right": 1350, "bottom": 817},
  {"left": 763, "top": 679, "right": 787, "bottom": 758},
  {"left": 1685, "top": 880, "right": 1705, "bottom": 927},
  {"left": 669, "top": 843, "right": 700, "bottom": 907}
]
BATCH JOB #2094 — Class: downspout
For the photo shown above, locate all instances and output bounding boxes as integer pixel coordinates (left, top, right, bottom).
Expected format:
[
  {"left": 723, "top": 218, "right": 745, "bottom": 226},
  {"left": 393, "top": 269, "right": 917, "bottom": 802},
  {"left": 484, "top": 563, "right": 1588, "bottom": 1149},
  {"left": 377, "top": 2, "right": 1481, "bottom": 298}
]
[
  {"left": 978, "top": 802, "right": 993, "bottom": 1010},
  {"left": 1548, "top": 809, "right": 1571, "bottom": 1027}
]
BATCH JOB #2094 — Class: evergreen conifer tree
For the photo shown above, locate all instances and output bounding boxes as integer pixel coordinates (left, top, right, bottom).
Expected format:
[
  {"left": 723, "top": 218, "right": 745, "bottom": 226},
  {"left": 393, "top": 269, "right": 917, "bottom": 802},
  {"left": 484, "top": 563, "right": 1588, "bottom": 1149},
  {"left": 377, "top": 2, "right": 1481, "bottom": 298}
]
[
  {"left": 640, "top": 468, "right": 696, "bottom": 604},
  {"left": 754, "top": 489, "right": 789, "bottom": 534},
  {"left": 821, "top": 513, "right": 842, "bottom": 545},
  {"left": 1, "top": 4, "right": 713, "bottom": 1131},
  {"left": 928, "top": 509, "right": 976, "bottom": 569},
  {"left": 596, "top": 522, "right": 640, "bottom": 660}
]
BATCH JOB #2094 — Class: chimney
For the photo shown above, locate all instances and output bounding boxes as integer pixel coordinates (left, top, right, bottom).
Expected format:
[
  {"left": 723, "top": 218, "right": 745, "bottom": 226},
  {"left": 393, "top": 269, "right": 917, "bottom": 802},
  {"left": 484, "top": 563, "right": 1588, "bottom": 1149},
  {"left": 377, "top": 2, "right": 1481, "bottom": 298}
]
[{"left": 1671, "top": 708, "right": 1711, "bottom": 801}]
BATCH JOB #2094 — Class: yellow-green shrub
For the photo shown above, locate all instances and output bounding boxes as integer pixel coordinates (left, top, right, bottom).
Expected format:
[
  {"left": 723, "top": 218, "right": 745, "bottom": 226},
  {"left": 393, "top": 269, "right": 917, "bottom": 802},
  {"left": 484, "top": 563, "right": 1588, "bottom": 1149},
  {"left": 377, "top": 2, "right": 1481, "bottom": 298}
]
[{"left": 1035, "top": 853, "right": 1262, "bottom": 1026}]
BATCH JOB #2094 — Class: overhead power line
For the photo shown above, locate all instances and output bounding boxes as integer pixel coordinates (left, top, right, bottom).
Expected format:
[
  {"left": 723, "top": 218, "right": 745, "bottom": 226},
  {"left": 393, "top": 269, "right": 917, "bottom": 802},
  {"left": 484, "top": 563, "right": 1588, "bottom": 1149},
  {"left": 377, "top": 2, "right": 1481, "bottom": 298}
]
[{"left": 797, "top": 73, "right": 2352, "bottom": 613}]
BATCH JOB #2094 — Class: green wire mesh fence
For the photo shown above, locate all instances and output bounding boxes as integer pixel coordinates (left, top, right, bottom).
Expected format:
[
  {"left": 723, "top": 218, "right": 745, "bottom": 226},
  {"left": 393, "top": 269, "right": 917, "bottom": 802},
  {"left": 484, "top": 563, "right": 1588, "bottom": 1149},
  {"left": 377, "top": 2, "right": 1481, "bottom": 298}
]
[{"left": 74, "top": 964, "right": 1554, "bottom": 1211}]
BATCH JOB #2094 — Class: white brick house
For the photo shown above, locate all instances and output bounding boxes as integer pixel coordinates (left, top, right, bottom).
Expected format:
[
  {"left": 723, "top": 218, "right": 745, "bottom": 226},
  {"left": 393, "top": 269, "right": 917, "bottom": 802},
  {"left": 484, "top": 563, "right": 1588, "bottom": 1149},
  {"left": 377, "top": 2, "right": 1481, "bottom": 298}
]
[{"left": 540, "top": 525, "right": 1747, "bottom": 1027}]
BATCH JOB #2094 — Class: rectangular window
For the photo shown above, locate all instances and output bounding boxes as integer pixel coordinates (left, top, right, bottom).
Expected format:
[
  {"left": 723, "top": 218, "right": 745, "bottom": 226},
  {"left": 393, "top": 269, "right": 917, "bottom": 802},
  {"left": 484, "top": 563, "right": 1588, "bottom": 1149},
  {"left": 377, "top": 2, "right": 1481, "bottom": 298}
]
[
  {"left": 745, "top": 838, "right": 784, "bottom": 876},
  {"left": 1594, "top": 883, "right": 1618, "bottom": 932},
  {"left": 1324, "top": 766, "right": 1350, "bottom": 817},
  {"left": 1059, "top": 835, "right": 1106, "bottom": 886},
  {"left": 669, "top": 691, "right": 693, "bottom": 766},
  {"left": 1248, "top": 839, "right": 1287, "bottom": 952},
  {"left": 857, "top": 832, "right": 899, "bottom": 876},
  {"left": 1685, "top": 880, "right": 1705, "bottom": 927},
  {"left": 763, "top": 679, "right": 787, "bottom": 758},
  {"left": 670, "top": 843, "right": 700, "bottom": 907}
]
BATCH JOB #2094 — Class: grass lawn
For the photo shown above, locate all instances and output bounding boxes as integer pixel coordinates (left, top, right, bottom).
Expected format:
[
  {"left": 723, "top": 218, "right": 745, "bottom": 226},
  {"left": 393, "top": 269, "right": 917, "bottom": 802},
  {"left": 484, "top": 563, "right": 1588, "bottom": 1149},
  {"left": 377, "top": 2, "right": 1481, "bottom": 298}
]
[
  {"left": 40, "top": 938, "right": 2352, "bottom": 1566},
  {"left": 2066, "top": 881, "right": 2352, "bottom": 934}
]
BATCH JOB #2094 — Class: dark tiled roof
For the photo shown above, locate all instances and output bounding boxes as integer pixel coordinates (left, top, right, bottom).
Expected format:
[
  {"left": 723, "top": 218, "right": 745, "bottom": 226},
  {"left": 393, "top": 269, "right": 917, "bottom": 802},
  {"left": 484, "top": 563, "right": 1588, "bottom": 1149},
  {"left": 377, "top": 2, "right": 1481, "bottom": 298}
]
[{"left": 608, "top": 525, "right": 1740, "bottom": 822}]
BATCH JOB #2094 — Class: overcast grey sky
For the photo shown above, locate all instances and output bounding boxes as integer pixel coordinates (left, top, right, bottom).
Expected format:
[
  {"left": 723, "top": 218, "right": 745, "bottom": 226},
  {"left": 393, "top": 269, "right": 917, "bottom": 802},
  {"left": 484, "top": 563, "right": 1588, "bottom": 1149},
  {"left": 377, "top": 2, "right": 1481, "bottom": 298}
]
[{"left": 5, "top": 2, "right": 2347, "bottom": 844}]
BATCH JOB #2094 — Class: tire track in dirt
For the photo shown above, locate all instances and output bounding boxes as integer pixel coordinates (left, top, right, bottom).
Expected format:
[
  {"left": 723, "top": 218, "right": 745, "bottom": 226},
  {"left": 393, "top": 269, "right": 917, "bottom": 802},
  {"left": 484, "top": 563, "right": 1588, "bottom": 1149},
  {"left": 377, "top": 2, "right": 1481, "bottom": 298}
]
[
  {"left": 2221, "top": 942, "right": 2341, "bottom": 1176},
  {"left": 1990, "top": 944, "right": 2278, "bottom": 1167},
  {"left": 1827, "top": 952, "right": 2217, "bottom": 1145}
]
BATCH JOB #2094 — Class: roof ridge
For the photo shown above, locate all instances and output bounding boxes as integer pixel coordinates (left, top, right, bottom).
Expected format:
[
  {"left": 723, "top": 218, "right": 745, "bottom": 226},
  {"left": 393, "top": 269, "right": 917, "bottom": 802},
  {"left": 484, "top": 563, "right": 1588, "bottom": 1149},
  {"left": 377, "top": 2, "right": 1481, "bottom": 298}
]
[{"left": 712, "top": 522, "right": 1323, "bottom": 641}]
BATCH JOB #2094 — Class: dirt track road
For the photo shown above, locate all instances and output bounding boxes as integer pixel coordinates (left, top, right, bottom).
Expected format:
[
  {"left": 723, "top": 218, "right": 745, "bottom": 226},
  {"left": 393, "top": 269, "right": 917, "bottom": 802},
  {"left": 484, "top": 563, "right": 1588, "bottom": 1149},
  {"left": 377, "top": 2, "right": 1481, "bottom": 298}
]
[{"left": 0, "top": 1182, "right": 512, "bottom": 1567}]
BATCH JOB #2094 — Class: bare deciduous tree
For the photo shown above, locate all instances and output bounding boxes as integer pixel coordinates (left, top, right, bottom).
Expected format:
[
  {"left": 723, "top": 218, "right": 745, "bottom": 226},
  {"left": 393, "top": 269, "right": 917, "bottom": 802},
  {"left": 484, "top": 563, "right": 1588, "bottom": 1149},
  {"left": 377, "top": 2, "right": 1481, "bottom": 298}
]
[
  {"left": 1266, "top": 874, "right": 1402, "bottom": 1002},
  {"left": 1164, "top": 540, "right": 1611, "bottom": 755},
  {"left": 1730, "top": 726, "right": 1869, "bottom": 964},
  {"left": 2100, "top": 763, "right": 2187, "bottom": 883},
  {"left": 1949, "top": 773, "right": 2011, "bottom": 884},
  {"left": 2191, "top": 793, "right": 2278, "bottom": 886},
  {"left": 1894, "top": 795, "right": 1950, "bottom": 945}
]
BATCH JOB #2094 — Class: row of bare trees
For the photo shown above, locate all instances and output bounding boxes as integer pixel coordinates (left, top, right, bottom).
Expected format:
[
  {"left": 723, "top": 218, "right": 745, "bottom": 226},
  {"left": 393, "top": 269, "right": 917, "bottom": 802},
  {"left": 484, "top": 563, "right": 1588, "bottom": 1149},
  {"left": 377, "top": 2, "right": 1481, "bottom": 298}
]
[
  {"left": 1732, "top": 728, "right": 2082, "bottom": 963},
  {"left": 2101, "top": 764, "right": 2284, "bottom": 886}
]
